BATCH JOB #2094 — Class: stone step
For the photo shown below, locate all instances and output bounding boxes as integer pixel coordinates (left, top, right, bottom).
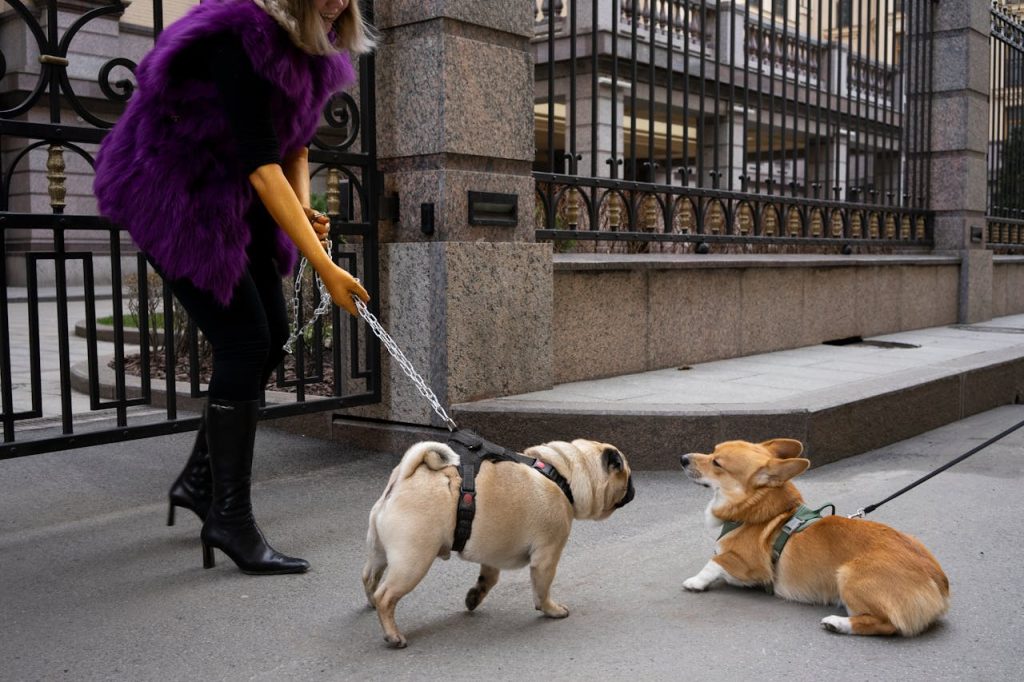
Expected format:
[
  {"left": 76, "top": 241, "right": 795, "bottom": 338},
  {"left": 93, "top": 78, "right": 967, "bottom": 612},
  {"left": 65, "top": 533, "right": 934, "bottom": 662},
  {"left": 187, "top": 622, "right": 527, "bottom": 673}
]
[{"left": 446, "top": 316, "right": 1024, "bottom": 469}]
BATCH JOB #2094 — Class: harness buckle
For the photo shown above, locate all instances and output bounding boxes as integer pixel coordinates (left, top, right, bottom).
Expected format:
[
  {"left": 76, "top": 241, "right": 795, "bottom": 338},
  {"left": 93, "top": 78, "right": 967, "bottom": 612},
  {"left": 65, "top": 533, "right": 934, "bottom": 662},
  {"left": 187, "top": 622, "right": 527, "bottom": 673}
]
[{"left": 783, "top": 516, "right": 805, "bottom": 533}]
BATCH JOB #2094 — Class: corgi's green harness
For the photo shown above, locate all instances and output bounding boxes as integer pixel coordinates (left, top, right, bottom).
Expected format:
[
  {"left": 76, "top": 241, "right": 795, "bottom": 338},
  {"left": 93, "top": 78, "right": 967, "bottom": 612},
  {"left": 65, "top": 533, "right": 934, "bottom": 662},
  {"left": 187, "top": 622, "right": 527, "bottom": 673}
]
[{"left": 718, "top": 502, "right": 836, "bottom": 565}]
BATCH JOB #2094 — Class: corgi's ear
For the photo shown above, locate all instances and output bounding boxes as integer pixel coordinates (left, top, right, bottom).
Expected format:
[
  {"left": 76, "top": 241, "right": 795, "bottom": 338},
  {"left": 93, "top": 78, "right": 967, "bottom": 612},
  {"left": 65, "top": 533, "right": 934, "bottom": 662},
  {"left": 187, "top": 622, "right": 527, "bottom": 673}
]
[
  {"left": 752, "top": 457, "right": 810, "bottom": 487},
  {"left": 760, "top": 438, "right": 804, "bottom": 459}
]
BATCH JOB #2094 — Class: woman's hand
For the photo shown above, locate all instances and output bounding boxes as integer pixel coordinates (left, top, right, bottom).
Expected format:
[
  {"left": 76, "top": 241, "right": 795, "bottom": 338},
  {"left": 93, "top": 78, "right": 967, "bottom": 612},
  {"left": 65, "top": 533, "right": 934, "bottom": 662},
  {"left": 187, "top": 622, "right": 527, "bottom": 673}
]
[
  {"left": 303, "top": 207, "right": 331, "bottom": 251},
  {"left": 319, "top": 263, "right": 370, "bottom": 317},
  {"left": 303, "top": 208, "right": 368, "bottom": 316}
]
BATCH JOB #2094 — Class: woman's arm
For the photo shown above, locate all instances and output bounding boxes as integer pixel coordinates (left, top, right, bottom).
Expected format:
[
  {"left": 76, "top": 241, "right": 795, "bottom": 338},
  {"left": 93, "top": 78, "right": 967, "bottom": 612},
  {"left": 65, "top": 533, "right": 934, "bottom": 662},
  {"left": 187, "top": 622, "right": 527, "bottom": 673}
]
[
  {"left": 282, "top": 146, "right": 331, "bottom": 246},
  {"left": 282, "top": 147, "right": 311, "bottom": 206},
  {"left": 209, "top": 36, "right": 361, "bottom": 313},
  {"left": 249, "top": 163, "right": 368, "bottom": 316}
]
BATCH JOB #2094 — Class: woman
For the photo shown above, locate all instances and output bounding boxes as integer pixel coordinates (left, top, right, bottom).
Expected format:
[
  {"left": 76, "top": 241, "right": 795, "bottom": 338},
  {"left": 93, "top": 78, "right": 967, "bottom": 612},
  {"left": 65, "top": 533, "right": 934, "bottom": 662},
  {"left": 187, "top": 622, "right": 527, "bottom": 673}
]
[{"left": 93, "top": 0, "right": 372, "bottom": 575}]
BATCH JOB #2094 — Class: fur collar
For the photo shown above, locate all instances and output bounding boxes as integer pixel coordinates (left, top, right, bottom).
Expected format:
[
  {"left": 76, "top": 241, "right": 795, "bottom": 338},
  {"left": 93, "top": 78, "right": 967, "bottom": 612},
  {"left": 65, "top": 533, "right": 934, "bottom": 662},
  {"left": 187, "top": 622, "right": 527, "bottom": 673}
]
[{"left": 250, "top": 0, "right": 304, "bottom": 49}]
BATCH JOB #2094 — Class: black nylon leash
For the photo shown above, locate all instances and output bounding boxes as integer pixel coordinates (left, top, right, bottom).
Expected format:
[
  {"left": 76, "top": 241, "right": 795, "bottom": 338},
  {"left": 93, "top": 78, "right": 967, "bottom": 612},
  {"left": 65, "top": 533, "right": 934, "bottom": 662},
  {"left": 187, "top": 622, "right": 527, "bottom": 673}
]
[{"left": 851, "top": 415, "right": 1024, "bottom": 518}]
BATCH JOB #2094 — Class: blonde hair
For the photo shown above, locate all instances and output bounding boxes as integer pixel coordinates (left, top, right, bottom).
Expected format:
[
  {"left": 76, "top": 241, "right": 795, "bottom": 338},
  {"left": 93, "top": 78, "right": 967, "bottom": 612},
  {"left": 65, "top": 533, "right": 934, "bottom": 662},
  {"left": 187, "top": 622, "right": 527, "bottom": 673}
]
[{"left": 253, "top": 0, "right": 376, "bottom": 56}]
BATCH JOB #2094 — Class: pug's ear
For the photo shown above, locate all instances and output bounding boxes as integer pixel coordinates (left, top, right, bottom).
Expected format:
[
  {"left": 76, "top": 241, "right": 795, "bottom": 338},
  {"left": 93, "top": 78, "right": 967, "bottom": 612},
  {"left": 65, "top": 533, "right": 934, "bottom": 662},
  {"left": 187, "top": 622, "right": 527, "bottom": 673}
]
[{"left": 602, "top": 447, "right": 624, "bottom": 472}]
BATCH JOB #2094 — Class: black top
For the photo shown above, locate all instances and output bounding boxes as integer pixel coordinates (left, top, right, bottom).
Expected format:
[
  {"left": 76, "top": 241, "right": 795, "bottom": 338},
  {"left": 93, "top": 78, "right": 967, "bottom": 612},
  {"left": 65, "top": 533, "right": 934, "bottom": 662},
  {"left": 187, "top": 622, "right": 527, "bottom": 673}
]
[
  {"left": 169, "top": 32, "right": 299, "bottom": 251},
  {"left": 170, "top": 33, "right": 284, "bottom": 174}
]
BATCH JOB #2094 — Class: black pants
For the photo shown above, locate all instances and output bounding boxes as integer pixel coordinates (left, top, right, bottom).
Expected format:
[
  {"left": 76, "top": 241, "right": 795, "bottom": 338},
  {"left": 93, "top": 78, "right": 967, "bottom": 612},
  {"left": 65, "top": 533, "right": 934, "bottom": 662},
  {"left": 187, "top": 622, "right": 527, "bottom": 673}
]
[{"left": 162, "top": 238, "right": 289, "bottom": 402}]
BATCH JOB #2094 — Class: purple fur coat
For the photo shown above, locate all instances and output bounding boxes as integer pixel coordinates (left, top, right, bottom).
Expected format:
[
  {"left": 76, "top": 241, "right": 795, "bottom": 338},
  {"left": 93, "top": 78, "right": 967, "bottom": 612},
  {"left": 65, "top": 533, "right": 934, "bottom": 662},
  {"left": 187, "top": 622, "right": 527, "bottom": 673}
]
[{"left": 93, "top": 0, "right": 355, "bottom": 305}]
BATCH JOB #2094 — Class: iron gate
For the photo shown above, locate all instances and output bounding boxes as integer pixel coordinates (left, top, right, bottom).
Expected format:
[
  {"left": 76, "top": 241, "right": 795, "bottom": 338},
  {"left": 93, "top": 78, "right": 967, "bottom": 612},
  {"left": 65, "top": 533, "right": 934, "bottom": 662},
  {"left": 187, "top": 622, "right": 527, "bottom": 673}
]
[
  {"left": 532, "top": 0, "right": 935, "bottom": 251},
  {"left": 988, "top": 1, "right": 1024, "bottom": 251},
  {"left": 0, "top": 0, "right": 382, "bottom": 459}
]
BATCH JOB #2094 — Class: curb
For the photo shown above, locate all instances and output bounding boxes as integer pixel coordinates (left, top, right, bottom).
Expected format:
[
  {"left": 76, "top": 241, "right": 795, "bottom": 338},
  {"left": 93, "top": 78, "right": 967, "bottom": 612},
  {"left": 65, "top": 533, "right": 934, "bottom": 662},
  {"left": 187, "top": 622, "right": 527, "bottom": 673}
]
[
  {"left": 74, "top": 320, "right": 164, "bottom": 346},
  {"left": 452, "top": 354, "right": 1024, "bottom": 470}
]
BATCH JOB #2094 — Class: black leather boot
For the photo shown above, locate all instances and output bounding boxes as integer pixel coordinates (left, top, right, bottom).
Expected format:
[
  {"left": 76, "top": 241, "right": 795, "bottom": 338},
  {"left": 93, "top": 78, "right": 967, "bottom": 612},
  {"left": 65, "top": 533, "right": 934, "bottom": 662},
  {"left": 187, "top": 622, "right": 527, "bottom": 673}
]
[
  {"left": 167, "top": 414, "right": 211, "bottom": 526},
  {"left": 200, "top": 398, "right": 309, "bottom": 575}
]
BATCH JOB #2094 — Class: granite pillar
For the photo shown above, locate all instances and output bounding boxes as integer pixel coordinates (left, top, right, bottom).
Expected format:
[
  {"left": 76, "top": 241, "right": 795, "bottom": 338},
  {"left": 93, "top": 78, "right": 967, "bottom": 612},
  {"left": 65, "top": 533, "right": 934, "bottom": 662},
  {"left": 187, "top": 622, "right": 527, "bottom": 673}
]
[
  {"left": 351, "top": 2, "right": 553, "bottom": 428},
  {"left": 928, "top": 1, "right": 992, "bottom": 323}
]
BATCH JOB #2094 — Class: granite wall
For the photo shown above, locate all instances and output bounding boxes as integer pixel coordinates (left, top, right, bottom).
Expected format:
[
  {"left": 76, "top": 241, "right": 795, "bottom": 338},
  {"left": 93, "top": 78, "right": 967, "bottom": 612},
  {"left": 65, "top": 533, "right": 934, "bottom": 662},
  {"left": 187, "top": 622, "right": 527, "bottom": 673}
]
[{"left": 552, "top": 255, "right": 964, "bottom": 384}]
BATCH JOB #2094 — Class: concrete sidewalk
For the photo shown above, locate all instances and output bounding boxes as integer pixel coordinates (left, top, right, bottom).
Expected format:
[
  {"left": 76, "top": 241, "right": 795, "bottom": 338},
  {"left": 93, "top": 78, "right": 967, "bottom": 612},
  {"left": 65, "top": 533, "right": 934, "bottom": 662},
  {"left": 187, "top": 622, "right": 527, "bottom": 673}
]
[
  {"left": 2, "top": 405, "right": 1022, "bottom": 681},
  {"left": 453, "top": 314, "right": 1024, "bottom": 468}
]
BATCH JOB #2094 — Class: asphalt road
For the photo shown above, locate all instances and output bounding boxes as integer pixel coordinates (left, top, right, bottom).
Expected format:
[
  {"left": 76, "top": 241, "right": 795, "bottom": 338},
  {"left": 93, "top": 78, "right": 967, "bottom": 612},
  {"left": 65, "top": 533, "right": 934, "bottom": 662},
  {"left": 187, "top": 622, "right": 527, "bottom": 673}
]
[{"left": 2, "top": 406, "right": 1022, "bottom": 681}]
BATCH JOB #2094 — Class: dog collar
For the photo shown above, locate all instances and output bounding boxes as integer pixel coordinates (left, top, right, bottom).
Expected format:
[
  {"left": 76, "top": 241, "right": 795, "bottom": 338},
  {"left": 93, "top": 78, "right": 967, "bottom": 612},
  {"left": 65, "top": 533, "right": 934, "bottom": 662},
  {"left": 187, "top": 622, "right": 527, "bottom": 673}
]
[{"left": 718, "top": 519, "right": 742, "bottom": 539}]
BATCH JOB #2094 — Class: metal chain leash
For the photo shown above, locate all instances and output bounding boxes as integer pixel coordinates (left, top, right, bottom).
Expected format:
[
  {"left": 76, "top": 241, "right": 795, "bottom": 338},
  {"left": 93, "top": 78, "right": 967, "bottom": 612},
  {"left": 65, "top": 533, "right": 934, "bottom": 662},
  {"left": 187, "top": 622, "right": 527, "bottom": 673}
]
[
  {"left": 283, "top": 236, "right": 459, "bottom": 431},
  {"left": 352, "top": 296, "right": 459, "bottom": 432},
  {"left": 282, "top": 240, "right": 333, "bottom": 355}
]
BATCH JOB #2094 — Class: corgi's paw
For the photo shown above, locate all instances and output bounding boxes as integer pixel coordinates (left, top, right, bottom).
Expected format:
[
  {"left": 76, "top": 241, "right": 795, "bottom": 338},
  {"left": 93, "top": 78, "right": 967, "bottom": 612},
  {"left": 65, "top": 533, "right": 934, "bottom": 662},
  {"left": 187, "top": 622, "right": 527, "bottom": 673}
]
[
  {"left": 682, "top": 576, "right": 709, "bottom": 592},
  {"left": 821, "top": 616, "right": 852, "bottom": 634},
  {"left": 683, "top": 561, "right": 728, "bottom": 591}
]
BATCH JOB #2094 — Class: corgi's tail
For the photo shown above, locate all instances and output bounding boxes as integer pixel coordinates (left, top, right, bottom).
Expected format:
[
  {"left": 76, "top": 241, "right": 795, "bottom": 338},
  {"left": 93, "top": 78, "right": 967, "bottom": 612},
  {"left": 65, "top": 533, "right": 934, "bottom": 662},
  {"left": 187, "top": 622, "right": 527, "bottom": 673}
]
[
  {"left": 395, "top": 441, "right": 460, "bottom": 481},
  {"left": 890, "top": 576, "right": 950, "bottom": 636}
]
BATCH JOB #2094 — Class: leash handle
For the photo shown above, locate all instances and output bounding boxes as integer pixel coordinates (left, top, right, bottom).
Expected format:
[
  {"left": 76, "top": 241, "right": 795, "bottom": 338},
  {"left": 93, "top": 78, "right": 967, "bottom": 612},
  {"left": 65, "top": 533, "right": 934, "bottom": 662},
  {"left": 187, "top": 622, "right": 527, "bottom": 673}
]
[
  {"left": 283, "top": 243, "right": 333, "bottom": 355},
  {"left": 853, "top": 415, "right": 1024, "bottom": 517}
]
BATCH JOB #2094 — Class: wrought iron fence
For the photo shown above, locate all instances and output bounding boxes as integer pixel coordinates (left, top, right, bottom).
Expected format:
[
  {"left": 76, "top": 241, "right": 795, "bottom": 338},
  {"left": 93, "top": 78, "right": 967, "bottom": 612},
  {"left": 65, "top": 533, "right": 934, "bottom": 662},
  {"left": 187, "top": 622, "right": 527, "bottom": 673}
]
[
  {"left": 532, "top": 0, "right": 933, "bottom": 252},
  {"left": 988, "top": 1, "right": 1024, "bottom": 251},
  {"left": 0, "top": 0, "right": 382, "bottom": 458}
]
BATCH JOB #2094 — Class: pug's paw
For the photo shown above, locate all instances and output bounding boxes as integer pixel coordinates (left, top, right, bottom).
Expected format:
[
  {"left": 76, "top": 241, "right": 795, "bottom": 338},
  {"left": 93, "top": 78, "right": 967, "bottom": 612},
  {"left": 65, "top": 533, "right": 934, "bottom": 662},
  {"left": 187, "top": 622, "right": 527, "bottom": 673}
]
[
  {"left": 538, "top": 601, "right": 570, "bottom": 618},
  {"left": 384, "top": 633, "right": 408, "bottom": 649},
  {"left": 465, "top": 586, "right": 485, "bottom": 611}
]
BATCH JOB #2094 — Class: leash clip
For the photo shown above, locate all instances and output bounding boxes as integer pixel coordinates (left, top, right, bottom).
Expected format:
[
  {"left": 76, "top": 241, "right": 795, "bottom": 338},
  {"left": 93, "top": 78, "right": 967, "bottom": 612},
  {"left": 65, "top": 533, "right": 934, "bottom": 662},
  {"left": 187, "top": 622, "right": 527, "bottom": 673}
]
[{"left": 848, "top": 508, "right": 865, "bottom": 519}]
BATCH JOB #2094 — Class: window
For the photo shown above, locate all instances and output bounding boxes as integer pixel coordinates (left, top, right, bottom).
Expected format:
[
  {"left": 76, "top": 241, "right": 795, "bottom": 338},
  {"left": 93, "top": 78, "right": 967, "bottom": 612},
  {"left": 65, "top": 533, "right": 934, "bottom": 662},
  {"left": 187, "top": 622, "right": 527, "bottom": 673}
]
[
  {"left": 838, "top": 0, "right": 853, "bottom": 28},
  {"left": 748, "top": 0, "right": 790, "bottom": 19},
  {"left": 1008, "top": 53, "right": 1024, "bottom": 89}
]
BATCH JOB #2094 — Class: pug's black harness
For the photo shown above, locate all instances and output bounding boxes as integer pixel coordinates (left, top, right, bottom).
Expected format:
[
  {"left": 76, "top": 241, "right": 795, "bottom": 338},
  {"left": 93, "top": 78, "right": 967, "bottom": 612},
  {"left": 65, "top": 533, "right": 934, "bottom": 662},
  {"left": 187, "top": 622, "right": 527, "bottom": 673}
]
[
  {"left": 447, "top": 430, "right": 574, "bottom": 553},
  {"left": 340, "top": 302, "right": 574, "bottom": 552}
]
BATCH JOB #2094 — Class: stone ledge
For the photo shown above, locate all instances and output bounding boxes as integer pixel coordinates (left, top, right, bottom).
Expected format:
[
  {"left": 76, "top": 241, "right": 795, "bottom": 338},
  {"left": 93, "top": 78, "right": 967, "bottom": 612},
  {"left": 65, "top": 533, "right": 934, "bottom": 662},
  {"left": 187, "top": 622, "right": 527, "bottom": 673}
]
[
  {"left": 553, "top": 253, "right": 962, "bottom": 272},
  {"left": 74, "top": 320, "right": 158, "bottom": 345}
]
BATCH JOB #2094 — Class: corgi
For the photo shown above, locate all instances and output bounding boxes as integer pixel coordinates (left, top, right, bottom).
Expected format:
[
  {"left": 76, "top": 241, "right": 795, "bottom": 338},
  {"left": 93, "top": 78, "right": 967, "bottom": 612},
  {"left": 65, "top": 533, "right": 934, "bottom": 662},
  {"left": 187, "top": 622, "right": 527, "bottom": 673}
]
[{"left": 679, "top": 438, "right": 949, "bottom": 636}]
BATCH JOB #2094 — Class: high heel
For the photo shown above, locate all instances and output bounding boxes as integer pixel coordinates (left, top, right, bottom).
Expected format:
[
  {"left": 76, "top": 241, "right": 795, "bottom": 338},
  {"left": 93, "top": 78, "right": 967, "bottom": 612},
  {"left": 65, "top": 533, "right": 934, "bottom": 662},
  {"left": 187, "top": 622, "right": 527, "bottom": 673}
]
[
  {"left": 202, "top": 542, "right": 215, "bottom": 569},
  {"left": 167, "top": 415, "right": 212, "bottom": 526},
  {"left": 200, "top": 398, "right": 309, "bottom": 575}
]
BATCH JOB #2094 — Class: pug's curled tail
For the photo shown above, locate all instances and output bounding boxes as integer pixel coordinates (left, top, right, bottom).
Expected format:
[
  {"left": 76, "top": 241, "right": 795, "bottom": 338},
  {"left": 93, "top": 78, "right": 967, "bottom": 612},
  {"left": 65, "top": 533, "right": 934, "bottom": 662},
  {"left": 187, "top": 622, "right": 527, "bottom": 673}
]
[{"left": 396, "top": 441, "right": 460, "bottom": 480}]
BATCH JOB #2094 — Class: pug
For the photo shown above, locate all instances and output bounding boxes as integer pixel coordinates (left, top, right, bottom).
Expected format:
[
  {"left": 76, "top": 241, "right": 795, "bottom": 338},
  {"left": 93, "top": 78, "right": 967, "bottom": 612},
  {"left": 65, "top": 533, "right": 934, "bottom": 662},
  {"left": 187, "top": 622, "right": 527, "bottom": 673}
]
[{"left": 362, "top": 438, "right": 635, "bottom": 648}]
